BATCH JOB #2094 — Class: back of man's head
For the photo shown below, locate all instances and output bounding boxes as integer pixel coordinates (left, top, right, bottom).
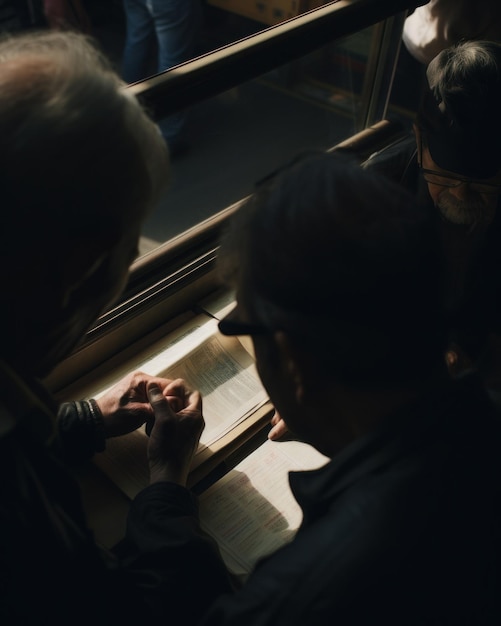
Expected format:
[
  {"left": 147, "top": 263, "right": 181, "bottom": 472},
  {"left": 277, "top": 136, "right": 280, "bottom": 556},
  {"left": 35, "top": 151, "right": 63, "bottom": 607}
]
[
  {"left": 0, "top": 29, "right": 168, "bottom": 263},
  {"left": 0, "top": 30, "right": 169, "bottom": 370},
  {"left": 417, "top": 39, "right": 501, "bottom": 178},
  {"left": 219, "top": 151, "right": 447, "bottom": 388}
]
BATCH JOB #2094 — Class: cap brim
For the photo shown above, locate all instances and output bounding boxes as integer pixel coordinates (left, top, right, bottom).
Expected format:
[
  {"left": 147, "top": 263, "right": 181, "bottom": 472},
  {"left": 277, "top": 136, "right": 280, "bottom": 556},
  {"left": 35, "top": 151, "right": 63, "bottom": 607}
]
[
  {"left": 427, "top": 130, "right": 500, "bottom": 179},
  {"left": 419, "top": 76, "right": 501, "bottom": 179}
]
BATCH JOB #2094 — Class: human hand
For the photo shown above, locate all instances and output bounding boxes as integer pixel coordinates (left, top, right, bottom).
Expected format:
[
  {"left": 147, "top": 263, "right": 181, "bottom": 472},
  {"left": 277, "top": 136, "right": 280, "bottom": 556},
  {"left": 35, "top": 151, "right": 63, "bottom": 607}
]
[
  {"left": 445, "top": 343, "right": 475, "bottom": 379},
  {"left": 268, "top": 410, "right": 289, "bottom": 441},
  {"left": 95, "top": 371, "right": 177, "bottom": 439},
  {"left": 146, "top": 379, "right": 204, "bottom": 486}
]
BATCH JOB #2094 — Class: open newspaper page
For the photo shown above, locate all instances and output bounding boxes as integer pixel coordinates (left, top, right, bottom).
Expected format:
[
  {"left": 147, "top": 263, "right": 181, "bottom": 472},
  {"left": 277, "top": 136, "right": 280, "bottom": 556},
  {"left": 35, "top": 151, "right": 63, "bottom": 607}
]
[
  {"left": 90, "top": 315, "right": 269, "bottom": 499},
  {"left": 198, "top": 439, "right": 329, "bottom": 581}
]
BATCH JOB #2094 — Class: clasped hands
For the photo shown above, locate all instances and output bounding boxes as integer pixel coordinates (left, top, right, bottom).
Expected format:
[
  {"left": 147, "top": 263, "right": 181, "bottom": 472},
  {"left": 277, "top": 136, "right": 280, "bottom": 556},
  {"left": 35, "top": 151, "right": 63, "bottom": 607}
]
[
  {"left": 94, "top": 371, "right": 204, "bottom": 486},
  {"left": 94, "top": 371, "right": 291, "bottom": 487}
]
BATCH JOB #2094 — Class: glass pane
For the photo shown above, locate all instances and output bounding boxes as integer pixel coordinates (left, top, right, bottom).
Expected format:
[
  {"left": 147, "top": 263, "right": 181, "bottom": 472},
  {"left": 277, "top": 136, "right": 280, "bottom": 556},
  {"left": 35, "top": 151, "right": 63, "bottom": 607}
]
[
  {"left": 139, "top": 25, "right": 378, "bottom": 255},
  {"left": 3, "top": 2, "right": 336, "bottom": 61},
  {"left": 2, "top": 1, "right": 390, "bottom": 257},
  {"left": 91, "top": 1, "right": 340, "bottom": 82},
  {"left": 386, "top": 43, "right": 426, "bottom": 122}
]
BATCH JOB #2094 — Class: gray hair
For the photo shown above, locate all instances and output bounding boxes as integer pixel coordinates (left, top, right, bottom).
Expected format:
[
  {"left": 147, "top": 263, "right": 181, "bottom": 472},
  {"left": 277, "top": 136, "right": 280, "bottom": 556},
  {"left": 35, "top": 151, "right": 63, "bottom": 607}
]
[
  {"left": 417, "top": 40, "right": 501, "bottom": 177},
  {"left": 0, "top": 29, "right": 168, "bottom": 250}
]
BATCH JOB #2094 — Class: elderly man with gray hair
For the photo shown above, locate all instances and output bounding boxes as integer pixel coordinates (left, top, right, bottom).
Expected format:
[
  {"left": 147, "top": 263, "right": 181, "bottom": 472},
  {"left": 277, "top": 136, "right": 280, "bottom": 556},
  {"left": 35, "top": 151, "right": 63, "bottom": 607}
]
[
  {"left": 364, "top": 39, "right": 501, "bottom": 394},
  {"left": 0, "top": 29, "right": 232, "bottom": 624}
]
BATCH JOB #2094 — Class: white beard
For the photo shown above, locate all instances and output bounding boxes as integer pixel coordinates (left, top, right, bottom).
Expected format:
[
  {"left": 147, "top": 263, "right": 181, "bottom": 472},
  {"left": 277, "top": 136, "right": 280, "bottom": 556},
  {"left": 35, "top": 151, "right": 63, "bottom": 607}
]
[{"left": 436, "top": 190, "right": 496, "bottom": 227}]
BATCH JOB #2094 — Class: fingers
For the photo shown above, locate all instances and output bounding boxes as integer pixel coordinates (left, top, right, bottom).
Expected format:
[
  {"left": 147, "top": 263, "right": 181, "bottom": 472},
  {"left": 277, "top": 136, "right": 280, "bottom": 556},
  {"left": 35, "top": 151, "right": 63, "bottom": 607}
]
[
  {"left": 147, "top": 383, "right": 173, "bottom": 414},
  {"left": 146, "top": 382, "right": 202, "bottom": 428},
  {"left": 163, "top": 378, "right": 186, "bottom": 396},
  {"left": 184, "top": 389, "right": 202, "bottom": 413},
  {"left": 146, "top": 381, "right": 205, "bottom": 486},
  {"left": 268, "top": 413, "right": 289, "bottom": 441},
  {"left": 270, "top": 411, "right": 281, "bottom": 426},
  {"left": 145, "top": 418, "right": 154, "bottom": 437},
  {"left": 116, "top": 373, "right": 193, "bottom": 409},
  {"left": 163, "top": 378, "right": 189, "bottom": 412},
  {"left": 163, "top": 379, "right": 202, "bottom": 412},
  {"left": 165, "top": 394, "right": 183, "bottom": 413}
]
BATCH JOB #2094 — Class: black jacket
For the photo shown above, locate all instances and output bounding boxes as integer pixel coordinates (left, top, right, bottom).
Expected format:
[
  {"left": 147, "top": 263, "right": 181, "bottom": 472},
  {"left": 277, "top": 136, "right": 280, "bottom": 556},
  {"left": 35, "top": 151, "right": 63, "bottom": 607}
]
[
  {"left": 2, "top": 356, "right": 501, "bottom": 624},
  {"left": 195, "top": 376, "right": 501, "bottom": 625},
  {"left": 0, "top": 359, "right": 232, "bottom": 625},
  {"left": 363, "top": 135, "right": 501, "bottom": 362}
]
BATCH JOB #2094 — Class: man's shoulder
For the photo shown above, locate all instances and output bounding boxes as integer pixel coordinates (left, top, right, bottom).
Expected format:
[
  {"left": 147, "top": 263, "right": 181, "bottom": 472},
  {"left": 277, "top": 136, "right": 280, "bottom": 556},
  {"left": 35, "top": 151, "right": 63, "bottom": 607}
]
[
  {"left": 362, "top": 133, "right": 418, "bottom": 185},
  {"left": 218, "top": 391, "right": 501, "bottom": 624}
]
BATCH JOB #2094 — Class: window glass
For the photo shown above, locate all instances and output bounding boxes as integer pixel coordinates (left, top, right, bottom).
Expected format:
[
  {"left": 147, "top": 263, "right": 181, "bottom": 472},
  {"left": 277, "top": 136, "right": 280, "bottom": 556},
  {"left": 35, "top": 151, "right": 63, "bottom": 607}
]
[
  {"left": 138, "top": 24, "right": 379, "bottom": 255},
  {"left": 97, "top": 1, "right": 340, "bottom": 80},
  {"left": 68, "top": 1, "right": 375, "bottom": 257},
  {"left": 18, "top": 0, "right": 413, "bottom": 390},
  {"left": 3, "top": 1, "right": 405, "bottom": 258},
  {"left": 386, "top": 41, "right": 426, "bottom": 120}
]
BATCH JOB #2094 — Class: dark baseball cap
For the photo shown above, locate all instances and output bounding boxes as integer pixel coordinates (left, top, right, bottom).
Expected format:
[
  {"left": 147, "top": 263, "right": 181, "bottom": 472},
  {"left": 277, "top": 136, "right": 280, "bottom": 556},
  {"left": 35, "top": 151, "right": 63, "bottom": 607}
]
[{"left": 418, "top": 41, "right": 501, "bottom": 179}]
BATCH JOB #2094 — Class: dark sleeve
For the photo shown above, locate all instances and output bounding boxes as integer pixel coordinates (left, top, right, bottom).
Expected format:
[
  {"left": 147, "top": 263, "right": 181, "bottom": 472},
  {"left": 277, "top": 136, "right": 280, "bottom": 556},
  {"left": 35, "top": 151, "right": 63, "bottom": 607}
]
[
  {"left": 361, "top": 134, "right": 418, "bottom": 186},
  {"left": 56, "top": 399, "right": 105, "bottom": 464},
  {"left": 124, "top": 481, "right": 235, "bottom": 624},
  {"left": 449, "top": 213, "right": 501, "bottom": 361}
]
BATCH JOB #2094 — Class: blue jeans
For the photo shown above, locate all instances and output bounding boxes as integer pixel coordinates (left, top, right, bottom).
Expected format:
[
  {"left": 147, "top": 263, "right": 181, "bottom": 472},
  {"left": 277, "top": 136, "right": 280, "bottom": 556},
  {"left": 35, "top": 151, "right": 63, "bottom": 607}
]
[{"left": 122, "top": 0, "right": 201, "bottom": 144}]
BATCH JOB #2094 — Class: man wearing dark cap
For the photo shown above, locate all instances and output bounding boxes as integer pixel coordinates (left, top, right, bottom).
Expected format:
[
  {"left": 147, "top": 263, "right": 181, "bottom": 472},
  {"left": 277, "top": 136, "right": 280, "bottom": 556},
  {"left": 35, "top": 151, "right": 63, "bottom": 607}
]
[
  {"left": 145, "top": 151, "right": 501, "bottom": 625},
  {"left": 415, "top": 41, "right": 501, "bottom": 227},
  {"left": 363, "top": 40, "right": 501, "bottom": 390}
]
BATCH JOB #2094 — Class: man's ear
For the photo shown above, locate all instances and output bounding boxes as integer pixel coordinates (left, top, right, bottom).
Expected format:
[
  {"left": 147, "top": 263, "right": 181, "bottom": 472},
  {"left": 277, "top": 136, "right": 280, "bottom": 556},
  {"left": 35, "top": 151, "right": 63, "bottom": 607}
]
[{"left": 273, "top": 331, "right": 307, "bottom": 405}]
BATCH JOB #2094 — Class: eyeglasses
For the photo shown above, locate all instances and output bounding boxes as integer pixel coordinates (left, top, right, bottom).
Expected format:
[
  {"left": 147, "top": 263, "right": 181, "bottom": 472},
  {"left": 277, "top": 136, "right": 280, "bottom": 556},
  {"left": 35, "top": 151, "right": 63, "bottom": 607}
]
[
  {"left": 420, "top": 167, "right": 501, "bottom": 195},
  {"left": 218, "top": 309, "right": 269, "bottom": 337},
  {"left": 418, "top": 133, "right": 501, "bottom": 195}
]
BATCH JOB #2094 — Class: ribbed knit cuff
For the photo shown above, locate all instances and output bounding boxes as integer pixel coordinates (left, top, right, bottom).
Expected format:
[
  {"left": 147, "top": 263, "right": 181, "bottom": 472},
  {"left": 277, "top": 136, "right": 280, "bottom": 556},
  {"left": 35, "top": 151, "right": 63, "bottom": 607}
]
[{"left": 58, "top": 399, "right": 106, "bottom": 458}]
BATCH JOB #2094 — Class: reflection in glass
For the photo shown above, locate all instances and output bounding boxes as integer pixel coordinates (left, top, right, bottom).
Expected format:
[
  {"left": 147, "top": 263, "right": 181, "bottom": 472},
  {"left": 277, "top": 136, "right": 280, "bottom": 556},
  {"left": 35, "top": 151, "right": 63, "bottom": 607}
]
[
  {"left": 139, "top": 26, "right": 378, "bottom": 255},
  {"left": 2, "top": 1, "right": 394, "bottom": 258}
]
